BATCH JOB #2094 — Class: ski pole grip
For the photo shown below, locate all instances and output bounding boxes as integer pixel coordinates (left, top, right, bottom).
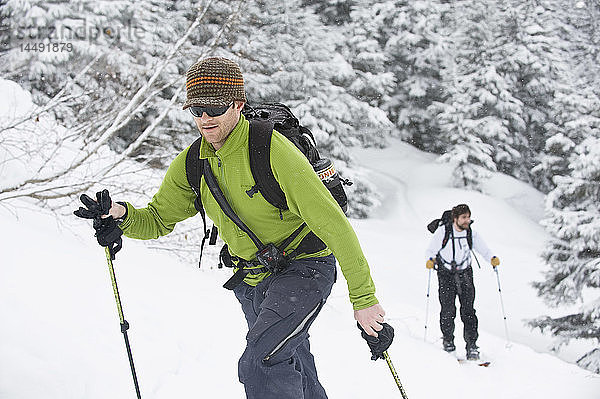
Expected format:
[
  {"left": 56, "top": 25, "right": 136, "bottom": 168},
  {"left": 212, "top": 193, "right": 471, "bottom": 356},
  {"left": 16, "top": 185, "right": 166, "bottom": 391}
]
[{"left": 357, "top": 321, "right": 395, "bottom": 361}]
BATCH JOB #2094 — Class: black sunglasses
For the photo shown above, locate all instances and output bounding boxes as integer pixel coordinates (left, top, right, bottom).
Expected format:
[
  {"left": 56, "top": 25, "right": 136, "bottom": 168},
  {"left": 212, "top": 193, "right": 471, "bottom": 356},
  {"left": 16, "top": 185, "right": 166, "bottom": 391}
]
[{"left": 189, "top": 102, "right": 234, "bottom": 118}]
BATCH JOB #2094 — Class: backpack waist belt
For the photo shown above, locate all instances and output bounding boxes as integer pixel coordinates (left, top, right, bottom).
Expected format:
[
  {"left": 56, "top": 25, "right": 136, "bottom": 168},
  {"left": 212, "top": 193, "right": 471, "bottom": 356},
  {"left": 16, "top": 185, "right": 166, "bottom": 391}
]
[
  {"left": 222, "top": 231, "right": 327, "bottom": 290},
  {"left": 437, "top": 254, "right": 470, "bottom": 271}
]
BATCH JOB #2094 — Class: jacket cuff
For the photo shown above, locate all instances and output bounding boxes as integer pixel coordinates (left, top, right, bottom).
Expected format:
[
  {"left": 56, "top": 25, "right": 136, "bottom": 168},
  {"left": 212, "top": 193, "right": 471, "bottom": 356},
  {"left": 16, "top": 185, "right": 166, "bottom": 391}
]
[
  {"left": 351, "top": 295, "right": 379, "bottom": 311},
  {"left": 116, "top": 202, "right": 132, "bottom": 230}
]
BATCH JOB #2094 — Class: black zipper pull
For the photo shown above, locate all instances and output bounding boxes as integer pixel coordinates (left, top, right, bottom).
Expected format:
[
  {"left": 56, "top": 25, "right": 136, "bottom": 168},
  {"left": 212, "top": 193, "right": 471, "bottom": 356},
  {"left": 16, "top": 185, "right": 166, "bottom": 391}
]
[
  {"left": 279, "top": 209, "right": 283, "bottom": 220},
  {"left": 246, "top": 185, "right": 260, "bottom": 198}
]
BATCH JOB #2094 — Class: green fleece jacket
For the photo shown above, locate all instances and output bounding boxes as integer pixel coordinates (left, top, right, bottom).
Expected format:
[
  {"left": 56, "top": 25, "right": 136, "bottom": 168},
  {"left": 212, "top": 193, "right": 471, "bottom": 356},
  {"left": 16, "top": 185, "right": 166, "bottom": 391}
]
[{"left": 119, "top": 114, "right": 378, "bottom": 310}]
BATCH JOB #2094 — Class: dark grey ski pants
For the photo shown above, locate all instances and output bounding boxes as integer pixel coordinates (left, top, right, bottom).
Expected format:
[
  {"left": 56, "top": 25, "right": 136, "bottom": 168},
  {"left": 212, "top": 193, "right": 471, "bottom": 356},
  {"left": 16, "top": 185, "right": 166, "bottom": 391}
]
[
  {"left": 233, "top": 254, "right": 337, "bottom": 399},
  {"left": 437, "top": 266, "right": 478, "bottom": 347}
]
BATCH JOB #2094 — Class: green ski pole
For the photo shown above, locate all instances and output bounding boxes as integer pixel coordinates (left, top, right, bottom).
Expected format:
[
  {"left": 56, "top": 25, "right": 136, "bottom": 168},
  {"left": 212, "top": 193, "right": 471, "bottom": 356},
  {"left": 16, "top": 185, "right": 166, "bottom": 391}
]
[
  {"left": 105, "top": 247, "right": 142, "bottom": 399},
  {"left": 383, "top": 351, "right": 409, "bottom": 399},
  {"left": 358, "top": 322, "right": 408, "bottom": 397}
]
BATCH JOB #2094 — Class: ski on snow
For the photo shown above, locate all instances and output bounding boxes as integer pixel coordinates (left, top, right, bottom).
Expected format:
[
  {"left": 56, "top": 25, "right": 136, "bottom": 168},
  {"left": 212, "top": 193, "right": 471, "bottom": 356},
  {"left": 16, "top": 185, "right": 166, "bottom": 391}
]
[{"left": 457, "top": 358, "right": 491, "bottom": 367}]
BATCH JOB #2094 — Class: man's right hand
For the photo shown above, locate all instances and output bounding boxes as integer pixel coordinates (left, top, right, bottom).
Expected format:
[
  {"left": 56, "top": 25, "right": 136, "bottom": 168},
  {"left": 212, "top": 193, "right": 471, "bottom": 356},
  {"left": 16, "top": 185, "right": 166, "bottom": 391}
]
[
  {"left": 426, "top": 257, "right": 435, "bottom": 269},
  {"left": 74, "top": 190, "right": 112, "bottom": 220},
  {"left": 74, "top": 190, "right": 126, "bottom": 220},
  {"left": 74, "top": 190, "right": 124, "bottom": 258},
  {"left": 106, "top": 201, "right": 127, "bottom": 220}
]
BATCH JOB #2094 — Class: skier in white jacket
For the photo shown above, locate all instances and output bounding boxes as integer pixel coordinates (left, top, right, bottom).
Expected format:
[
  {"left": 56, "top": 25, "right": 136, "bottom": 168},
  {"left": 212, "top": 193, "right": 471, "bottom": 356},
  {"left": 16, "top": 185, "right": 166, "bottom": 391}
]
[{"left": 425, "top": 204, "right": 500, "bottom": 360}]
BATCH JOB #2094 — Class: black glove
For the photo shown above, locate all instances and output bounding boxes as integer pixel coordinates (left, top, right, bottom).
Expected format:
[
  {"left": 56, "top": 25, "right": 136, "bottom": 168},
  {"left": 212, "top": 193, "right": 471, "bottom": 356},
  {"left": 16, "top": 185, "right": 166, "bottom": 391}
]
[
  {"left": 74, "top": 190, "right": 123, "bottom": 259},
  {"left": 357, "top": 321, "right": 395, "bottom": 361},
  {"left": 74, "top": 190, "right": 112, "bottom": 219},
  {"left": 93, "top": 216, "right": 123, "bottom": 258}
]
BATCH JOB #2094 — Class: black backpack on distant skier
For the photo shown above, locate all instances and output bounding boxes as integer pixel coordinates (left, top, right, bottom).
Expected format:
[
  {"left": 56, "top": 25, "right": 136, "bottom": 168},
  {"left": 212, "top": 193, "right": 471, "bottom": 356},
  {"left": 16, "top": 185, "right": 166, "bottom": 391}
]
[
  {"left": 184, "top": 102, "right": 352, "bottom": 268},
  {"left": 427, "top": 209, "right": 473, "bottom": 250}
]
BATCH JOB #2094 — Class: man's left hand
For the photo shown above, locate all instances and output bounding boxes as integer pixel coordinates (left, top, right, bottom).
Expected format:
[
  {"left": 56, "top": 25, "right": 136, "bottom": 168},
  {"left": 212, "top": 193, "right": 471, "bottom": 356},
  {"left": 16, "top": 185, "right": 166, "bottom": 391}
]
[
  {"left": 357, "top": 321, "right": 394, "bottom": 360},
  {"left": 354, "top": 303, "right": 386, "bottom": 337}
]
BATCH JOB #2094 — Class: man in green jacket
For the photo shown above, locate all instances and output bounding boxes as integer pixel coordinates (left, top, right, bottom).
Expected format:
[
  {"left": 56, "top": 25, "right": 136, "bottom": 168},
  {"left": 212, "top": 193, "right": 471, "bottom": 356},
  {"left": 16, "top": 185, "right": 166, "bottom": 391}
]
[{"left": 76, "top": 57, "right": 387, "bottom": 398}]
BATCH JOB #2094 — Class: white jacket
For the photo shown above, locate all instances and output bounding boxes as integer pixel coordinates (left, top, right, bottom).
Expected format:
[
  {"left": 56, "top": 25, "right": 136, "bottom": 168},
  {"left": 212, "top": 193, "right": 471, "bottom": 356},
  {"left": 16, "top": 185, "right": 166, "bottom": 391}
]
[{"left": 425, "top": 225, "right": 494, "bottom": 271}]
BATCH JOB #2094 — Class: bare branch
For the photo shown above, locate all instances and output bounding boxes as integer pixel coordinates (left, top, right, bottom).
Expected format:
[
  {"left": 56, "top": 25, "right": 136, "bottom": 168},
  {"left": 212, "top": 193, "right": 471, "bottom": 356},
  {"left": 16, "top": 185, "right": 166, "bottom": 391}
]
[{"left": 0, "top": 2, "right": 214, "bottom": 198}]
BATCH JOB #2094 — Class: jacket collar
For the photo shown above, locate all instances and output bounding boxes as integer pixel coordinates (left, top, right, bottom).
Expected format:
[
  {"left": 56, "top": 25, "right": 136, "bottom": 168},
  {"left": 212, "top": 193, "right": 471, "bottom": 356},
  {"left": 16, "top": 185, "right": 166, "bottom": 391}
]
[{"left": 199, "top": 114, "right": 249, "bottom": 159}]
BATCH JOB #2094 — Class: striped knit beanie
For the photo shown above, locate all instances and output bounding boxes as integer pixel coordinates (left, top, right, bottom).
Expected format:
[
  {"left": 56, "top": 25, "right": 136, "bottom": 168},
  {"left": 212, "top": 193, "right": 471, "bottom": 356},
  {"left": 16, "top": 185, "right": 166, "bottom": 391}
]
[{"left": 183, "top": 57, "right": 246, "bottom": 109}]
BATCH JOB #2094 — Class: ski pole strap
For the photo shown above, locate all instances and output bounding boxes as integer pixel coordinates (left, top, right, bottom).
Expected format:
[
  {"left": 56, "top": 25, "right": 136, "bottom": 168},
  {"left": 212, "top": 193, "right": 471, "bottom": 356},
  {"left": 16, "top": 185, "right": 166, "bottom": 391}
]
[{"left": 202, "top": 159, "right": 265, "bottom": 250}]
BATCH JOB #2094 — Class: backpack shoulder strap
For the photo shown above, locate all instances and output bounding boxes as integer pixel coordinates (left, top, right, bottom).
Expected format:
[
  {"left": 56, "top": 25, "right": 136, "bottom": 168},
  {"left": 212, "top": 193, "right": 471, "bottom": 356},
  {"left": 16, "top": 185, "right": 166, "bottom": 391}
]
[
  {"left": 185, "top": 137, "right": 210, "bottom": 267},
  {"left": 440, "top": 223, "right": 457, "bottom": 264},
  {"left": 467, "top": 227, "right": 473, "bottom": 249},
  {"left": 185, "top": 137, "right": 203, "bottom": 195},
  {"left": 201, "top": 158, "right": 265, "bottom": 250},
  {"left": 441, "top": 223, "right": 452, "bottom": 250},
  {"left": 248, "top": 119, "right": 288, "bottom": 210},
  {"left": 185, "top": 137, "right": 206, "bottom": 216}
]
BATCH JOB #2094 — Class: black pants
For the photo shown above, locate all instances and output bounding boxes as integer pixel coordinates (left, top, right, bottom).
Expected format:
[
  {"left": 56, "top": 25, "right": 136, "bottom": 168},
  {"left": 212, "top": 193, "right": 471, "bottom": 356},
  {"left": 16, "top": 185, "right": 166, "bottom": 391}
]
[{"left": 437, "top": 266, "right": 478, "bottom": 347}]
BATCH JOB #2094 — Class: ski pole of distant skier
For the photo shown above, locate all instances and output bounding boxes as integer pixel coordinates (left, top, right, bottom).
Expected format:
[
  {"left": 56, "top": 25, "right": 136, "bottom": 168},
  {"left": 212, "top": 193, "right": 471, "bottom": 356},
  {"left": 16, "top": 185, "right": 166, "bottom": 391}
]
[
  {"left": 493, "top": 265, "right": 511, "bottom": 346},
  {"left": 471, "top": 250, "right": 482, "bottom": 269},
  {"left": 383, "top": 351, "right": 409, "bottom": 399},
  {"left": 105, "top": 247, "right": 142, "bottom": 399},
  {"left": 424, "top": 269, "right": 432, "bottom": 341}
]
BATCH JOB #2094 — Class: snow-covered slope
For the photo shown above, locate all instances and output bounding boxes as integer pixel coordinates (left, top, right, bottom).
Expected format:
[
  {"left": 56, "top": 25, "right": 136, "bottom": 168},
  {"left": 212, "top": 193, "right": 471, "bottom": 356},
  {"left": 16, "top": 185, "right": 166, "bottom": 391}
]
[{"left": 1, "top": 138, "right": 599, "bottom": 398}]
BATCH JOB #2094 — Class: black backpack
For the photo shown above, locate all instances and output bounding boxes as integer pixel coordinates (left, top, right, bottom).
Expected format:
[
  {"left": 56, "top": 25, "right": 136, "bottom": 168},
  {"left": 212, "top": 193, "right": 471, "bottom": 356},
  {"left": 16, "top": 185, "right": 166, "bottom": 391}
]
[
  {"left": 184, "top": 102, "right": 352, "bottom": 269},
  {"left": 241, "top": 103, "right": 352, "bottom": 213},
  {"left": 427, "top": 209, "right": 473, "bottom": 251}
]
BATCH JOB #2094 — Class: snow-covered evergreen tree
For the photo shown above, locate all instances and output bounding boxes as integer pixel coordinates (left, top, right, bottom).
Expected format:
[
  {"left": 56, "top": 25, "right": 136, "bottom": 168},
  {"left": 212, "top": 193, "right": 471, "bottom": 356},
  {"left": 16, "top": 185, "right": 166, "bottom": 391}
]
[
  {"left": 435, "top": 98, "right": 497, "bottom": 190},
  {"left": 528, "top": 4, "right": 600, "bottom": 370},
  {"left": 532, "top": 0, "right": 600, "bottom": 192},
  {"left": 532, "top": 87, "right": 600, "bottom": 192},
  {"left": 489, "top": 1, "right": 556, "bottom": 180},
  {"left": 531, "top": 135, "right": 600, "bottom": 374},
  {"left": 561, "top": 0, "right": 600, "bottom": 91},
  {"left": 229, "top": 0, "right": 392, "bottom": 217},
  {"left": 433, "top": 0, "right": 518, "bottom": 190},
  {"left": 301, "top": 0, "right": 355, "bottom": 26},
  {"left": 344, "top": 0, "right": 451, "bottom": 152}
]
